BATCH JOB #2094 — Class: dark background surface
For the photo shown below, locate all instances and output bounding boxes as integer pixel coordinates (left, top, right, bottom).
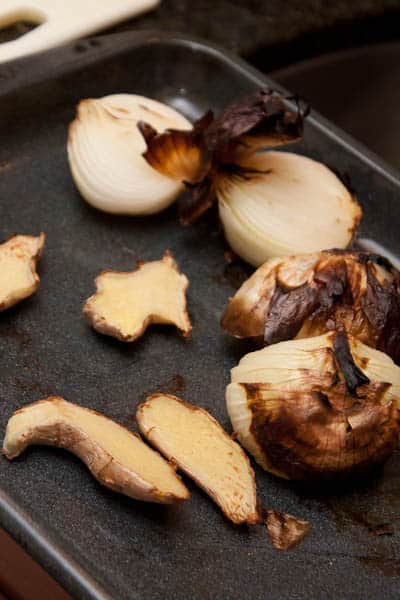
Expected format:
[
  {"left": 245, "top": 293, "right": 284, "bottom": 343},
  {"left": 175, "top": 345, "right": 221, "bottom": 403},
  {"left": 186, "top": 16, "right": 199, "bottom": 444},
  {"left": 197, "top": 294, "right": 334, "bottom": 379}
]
[
  {"left": 0, "top": 32, "right": 399, "bottom": 600},
  {"left": 112, "top": 0, "right": 400, "bottom": 60},
  {"left": 114, "top": 0, "right": 400, "bottom": 168}
]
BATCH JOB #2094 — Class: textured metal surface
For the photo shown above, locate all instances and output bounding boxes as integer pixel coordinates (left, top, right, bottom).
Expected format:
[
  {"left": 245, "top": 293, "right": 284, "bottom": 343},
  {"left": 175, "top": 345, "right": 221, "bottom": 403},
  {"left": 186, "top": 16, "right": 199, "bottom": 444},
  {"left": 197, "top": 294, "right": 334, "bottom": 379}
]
[{"left": 0, "top": 31, "right": 399, "bottom": 600}]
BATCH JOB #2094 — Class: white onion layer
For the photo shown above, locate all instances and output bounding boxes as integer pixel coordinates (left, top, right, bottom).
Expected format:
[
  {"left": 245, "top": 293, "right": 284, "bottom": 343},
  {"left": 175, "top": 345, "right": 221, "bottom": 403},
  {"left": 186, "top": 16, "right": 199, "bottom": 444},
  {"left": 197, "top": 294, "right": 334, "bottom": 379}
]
[
  {"left": 218, "top": 151, "right": 361, "bottom": 267},
  {"left": 67, "top": 94, "right": 192, "bottom": 215}
]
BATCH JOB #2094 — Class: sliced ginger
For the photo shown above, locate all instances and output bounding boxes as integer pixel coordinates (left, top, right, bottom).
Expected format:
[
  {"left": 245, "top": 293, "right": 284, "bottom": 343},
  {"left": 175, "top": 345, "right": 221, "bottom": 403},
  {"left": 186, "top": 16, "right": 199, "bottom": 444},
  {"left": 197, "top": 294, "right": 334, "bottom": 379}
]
[
  {"left": 83, "top": 251, "right": 192, "bottom": 342},
  {"left": 136, "top": 394, "right": 259, "bottom": 525},
  {"left": 0, "top": 233, "right": 45, "bottom": 311},
  {"left": 3, "top": 397, "right": 189, "bottom": 504}
]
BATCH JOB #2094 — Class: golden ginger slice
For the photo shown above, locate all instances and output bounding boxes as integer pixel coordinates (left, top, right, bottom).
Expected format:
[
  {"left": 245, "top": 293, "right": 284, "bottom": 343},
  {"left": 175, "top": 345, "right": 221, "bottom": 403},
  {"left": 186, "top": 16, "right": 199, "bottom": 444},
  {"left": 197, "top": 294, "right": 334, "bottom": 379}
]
[
  {"left": 0, "top": 233, "right": 45, "bottom": 311},
  {"left": 137, "top": 394, "right": 259, "bottom": 525},
  {"left": 83, "top": 251, "right": 191, "bottom": 342},
  {"left": 3, "top": 397, "right": 189, "bottom": 504}
]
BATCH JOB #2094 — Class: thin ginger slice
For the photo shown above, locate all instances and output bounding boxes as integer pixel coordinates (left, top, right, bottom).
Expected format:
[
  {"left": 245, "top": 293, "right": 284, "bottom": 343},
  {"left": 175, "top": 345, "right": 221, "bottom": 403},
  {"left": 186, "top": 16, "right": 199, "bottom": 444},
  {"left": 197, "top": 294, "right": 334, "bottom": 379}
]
[
  {"left": 83, "top": 251, "right": 192, "bottom": 342},
  {"left": 3, "top": 397, "right": 189, "bottom": 504},
  {"left": 137, "top": 394, "right": 259, "bottom": 524},
  {"left": 0, "top": 233, "right": 45, "bottom": 311}
]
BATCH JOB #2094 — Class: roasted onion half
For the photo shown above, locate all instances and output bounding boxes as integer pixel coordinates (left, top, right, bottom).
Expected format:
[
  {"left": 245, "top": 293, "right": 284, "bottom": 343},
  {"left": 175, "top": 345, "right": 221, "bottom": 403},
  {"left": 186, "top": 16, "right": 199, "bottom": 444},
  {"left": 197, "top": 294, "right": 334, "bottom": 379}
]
[
  {"left": 226, "top": 332, "right": 400, "bottom": 481},
  {"left": 139, "top": 90, "right": 361, "bottom": 266},
  {"left": 68, "top": 94, "right": 192, "bottom": 215},
  {"left": 221, "top": 249, "right": 400, "bottom": 364}
]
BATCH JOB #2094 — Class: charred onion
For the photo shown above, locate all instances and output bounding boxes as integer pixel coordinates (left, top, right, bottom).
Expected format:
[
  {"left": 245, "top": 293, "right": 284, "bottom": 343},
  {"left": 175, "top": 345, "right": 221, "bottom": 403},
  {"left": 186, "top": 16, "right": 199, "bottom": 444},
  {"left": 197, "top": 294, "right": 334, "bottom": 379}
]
[
  {"left": 221, "top": 249, "right": 400, "bottom": 364},
  {"left": 139, "top": 90, "right": 361, "bottom": 266},
  {"left": 226, "top": 332, "right": 400, "bottom": 481}
]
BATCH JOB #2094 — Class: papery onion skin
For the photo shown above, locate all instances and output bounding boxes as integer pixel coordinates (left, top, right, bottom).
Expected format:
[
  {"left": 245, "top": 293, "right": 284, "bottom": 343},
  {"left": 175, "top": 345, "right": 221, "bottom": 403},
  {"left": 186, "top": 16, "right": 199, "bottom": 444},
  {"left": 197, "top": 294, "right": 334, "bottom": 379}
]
[
  {"left": 138, "top": 110, "right": 213, "bottom": 184},
  {"left": 68, "top": 94, "right": 192, "bottom": 215},
  {"left": 226, "top": 332, "right": 400, "bottom": 482},
  {"left": 221, "top": 249, "right": 400, "bottom": 364},
  {"left": 264, "top": 510, "right": 311, "bottom": 550}
]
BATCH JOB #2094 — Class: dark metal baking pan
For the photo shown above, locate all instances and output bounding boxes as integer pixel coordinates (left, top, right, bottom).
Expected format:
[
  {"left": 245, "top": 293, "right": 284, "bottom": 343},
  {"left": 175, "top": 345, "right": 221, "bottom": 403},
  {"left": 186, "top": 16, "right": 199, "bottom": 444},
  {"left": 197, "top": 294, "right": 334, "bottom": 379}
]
[{"left": 0, "top": 30, "right": 399, "bottom": 600}]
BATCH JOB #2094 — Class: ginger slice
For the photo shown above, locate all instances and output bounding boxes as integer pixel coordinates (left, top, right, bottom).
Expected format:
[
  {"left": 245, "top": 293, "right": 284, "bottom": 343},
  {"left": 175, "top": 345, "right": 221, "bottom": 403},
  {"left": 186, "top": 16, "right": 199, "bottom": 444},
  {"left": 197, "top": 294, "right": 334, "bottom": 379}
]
[
  {"left": 137, "top": 394, "right": 259, "bottom": 524},
  {"left": 83, "top": 251, "right": 192, "bottom": 342},
  {"left": 0, "top": 233, "right": 45, "bottom": 311},
  {"left": 3, "top": 397, "right": 189, "bottom": 504}
]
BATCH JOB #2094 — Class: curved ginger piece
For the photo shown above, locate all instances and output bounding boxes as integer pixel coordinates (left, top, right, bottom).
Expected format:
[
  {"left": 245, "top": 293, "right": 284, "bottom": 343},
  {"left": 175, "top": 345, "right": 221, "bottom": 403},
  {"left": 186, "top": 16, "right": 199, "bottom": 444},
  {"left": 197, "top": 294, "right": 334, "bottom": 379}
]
[
  {"left": 137, "top": 394, "right": 259, "bottom": 525},
  {"left": 83, "top": 251, "right": 192, "bottom": 342},
  {"left": 0, "top": 233, "right": 45, "bottom": 311},
  {"left": 3, "top": 397, "right": 189, "bottom": 504}
]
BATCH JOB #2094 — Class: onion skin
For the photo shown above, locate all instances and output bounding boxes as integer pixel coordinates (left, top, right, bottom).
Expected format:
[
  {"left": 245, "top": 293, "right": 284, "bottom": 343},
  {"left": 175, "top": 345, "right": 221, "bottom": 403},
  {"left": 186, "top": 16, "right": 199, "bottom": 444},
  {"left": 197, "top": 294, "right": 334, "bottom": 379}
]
[
  {"left": 264, "top": 510, "right": 311, "bottom": 550},
  {"left": 226, "top": 332, "right": 400, "bottom": 482},
  {"left": 221, "top": 250, "right": 400, "bottom": 364}
]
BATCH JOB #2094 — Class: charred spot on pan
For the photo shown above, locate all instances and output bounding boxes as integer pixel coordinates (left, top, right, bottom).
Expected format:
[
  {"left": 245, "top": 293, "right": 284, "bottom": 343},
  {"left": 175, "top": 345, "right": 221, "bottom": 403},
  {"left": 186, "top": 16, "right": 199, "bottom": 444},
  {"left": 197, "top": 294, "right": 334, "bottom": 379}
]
[{"left": 369, "top": 523, "right": 394, "bottom": 536}]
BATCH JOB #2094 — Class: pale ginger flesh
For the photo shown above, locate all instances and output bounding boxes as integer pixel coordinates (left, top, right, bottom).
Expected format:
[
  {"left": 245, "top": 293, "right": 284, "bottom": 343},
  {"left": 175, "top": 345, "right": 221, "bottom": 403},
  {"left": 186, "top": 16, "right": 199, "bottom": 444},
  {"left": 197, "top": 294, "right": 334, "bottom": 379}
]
[
  {"left": 83, "top": 251, "right": 191, "bottom": 342},
  {"left": 0, "top": 233, "right": 45, "bottom": 311},
  {"left": 137, "top": 394, "right": 259, "bottom": 524},
  {"left": 3, "top": 397, "right": 189, "bottom": 504}
]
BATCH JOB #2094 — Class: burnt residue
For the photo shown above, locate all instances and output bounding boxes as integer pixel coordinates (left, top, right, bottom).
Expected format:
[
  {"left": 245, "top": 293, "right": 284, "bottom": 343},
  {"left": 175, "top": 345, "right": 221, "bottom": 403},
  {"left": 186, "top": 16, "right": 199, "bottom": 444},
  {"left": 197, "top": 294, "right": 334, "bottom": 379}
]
[
  {"left": 369, "top": 523, "right": 394, "bottom": 536},
  {"left": 0, "top": 320, "right": 54, "bottom": 396},
  {"left": 333, "top": 331, "right": 370, "bottom": 394},
  {"left": 263, "top": 508, "right": 311, "bottom": 550},
  {"left": 359, "top": 555, "right": 400, "bottom": 577},
  {"left": 11, "top": 376, "right": 54, "bottom": 397},
  {"left": 162, "top": 374, "right": 186, "bottom": 395},
  {"left": 321, "top": 497, "right": 395, "bottom": 534},
  {"left": 0, "top": 321, "right": 32, "bottom": 346},
  {"left": 313, "top": 494, "right": 399, "bottom": 576}
]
